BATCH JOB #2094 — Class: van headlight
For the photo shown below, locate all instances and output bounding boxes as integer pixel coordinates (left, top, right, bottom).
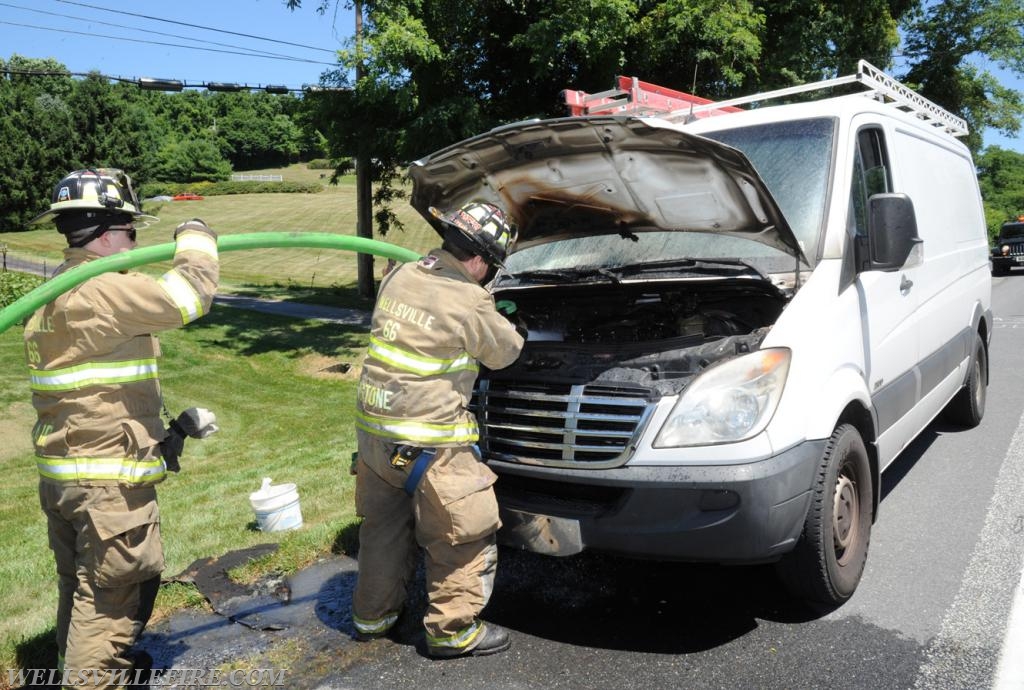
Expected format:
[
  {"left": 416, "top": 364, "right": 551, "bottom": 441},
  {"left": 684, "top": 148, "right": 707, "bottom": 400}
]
[{"left": 654, "top": 348, "right": 791, "bottom": 447}]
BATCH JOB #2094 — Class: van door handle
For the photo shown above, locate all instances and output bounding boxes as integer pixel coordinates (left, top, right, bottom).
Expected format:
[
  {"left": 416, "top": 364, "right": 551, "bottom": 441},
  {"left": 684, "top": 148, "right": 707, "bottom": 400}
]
[{"left": 900, "top": 275, "right": 913, "bottom": 294}]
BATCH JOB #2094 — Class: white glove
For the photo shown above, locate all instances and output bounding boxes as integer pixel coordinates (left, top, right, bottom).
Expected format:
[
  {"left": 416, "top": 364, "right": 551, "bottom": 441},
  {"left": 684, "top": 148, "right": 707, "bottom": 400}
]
[{"left": 175, "top": 407, "right": 220, "bottom": 438}]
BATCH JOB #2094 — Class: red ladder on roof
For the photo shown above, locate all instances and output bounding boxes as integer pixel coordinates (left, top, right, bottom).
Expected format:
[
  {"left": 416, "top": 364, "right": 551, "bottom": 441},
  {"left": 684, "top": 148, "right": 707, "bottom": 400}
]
[{"left": 562, "top": 75, "right": 742, "bottom": 118}]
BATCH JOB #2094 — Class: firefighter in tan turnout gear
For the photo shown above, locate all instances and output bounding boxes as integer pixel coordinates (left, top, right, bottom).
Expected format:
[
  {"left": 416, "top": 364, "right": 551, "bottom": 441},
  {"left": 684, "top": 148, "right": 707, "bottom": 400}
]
[
  {"left": 24, "top": 169, "right": 219, "bottom": 687},
  {"left": 352, "top": 201, "right": 525, "bottom": 658}
]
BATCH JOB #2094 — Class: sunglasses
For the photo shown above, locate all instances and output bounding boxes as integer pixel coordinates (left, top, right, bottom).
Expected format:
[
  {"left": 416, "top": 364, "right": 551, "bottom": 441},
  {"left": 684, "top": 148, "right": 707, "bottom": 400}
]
[{"left": 105, "top": 228, "right": 137, "bottom": 242}]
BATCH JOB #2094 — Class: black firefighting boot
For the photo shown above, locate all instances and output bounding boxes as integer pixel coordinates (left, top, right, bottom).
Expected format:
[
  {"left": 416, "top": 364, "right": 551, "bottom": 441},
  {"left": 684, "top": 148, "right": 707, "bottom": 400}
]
[{"left": 428, "top": 622, "right": 511, "bottom": 659}]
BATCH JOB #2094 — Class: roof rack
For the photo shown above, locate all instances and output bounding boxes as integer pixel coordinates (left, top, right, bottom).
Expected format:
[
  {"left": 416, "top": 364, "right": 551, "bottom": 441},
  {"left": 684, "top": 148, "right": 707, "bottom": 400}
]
[
  {"left": 688, "top": 60, "right": 968, "bottom": 137},
  {"left": 562, "top": 60, "right": 968, "bottom": 138}
]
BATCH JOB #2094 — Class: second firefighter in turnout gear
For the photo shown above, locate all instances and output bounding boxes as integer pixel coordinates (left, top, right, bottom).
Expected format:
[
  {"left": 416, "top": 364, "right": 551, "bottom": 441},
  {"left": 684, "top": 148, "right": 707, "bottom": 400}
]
[
  {"left": 24, "top": 168, "right": 219, "bottom": 687},
  {"left": 352, "top": 201, "right": 525, "bottom": 658}
]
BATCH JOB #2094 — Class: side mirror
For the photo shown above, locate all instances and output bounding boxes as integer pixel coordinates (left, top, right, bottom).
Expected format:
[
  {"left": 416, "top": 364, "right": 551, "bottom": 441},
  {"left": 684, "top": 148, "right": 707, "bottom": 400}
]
[{"left": 855, "top": 193, "right": 922, "bottom": 272}]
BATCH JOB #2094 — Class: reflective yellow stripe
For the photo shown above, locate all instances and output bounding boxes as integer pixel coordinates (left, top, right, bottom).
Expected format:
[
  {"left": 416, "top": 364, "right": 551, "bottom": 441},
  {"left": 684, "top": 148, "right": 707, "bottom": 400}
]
[
  {"left": 367, "top": 336, "right": 477, "bottom": 377},
  {"left": 355, "top": 411, "right": 478, "bottom": 444},
  {"left": 29, "top": 358, "right": 158, "bottom": 392},
  {"left": 36, "top": 456, "right": 166, "bottom": 484},
  {"left": 353, "top": 611, "right": 399, "bottom": 634},
  {"left": 426, "top": 620, "right": 483, "bottom": 649},
  {"left": 174, "top": 232, "right": 218, "bottom": 259},
  {"left": 157, "top": 269, "right": 204, "bottom": 323}
]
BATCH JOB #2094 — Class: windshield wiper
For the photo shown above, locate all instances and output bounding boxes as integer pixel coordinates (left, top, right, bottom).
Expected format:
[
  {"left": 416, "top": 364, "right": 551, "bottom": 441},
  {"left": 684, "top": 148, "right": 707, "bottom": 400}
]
[
  {"left": 500, "top": 266, "right": 627, "bottom": 286},
  {"left": 498, "top": 268, "right": 581, "bottom": 284},
  {"left": 503, "top": 258, "right": 773, "bottom": 285},
  {"left": 602, "top": 258, "right": 771, "bottom": 282}
]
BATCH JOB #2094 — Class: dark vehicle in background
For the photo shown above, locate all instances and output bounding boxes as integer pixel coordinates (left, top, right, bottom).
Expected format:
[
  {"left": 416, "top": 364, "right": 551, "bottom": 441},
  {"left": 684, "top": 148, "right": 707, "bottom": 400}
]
[{"left": 991, "top": 216, "right": 1024, "bottom": 276}]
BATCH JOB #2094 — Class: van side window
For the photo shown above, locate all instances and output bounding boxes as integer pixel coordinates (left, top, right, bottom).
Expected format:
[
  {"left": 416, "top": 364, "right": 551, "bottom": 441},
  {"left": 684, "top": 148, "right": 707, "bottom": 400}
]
[{"left": 848, "top": 129, "right": 892, "bottom": 236}]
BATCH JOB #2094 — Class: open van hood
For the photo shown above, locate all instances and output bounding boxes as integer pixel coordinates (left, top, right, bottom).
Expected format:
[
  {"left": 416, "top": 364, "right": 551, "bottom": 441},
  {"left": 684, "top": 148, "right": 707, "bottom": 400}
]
[{"left": 408, "top": 116, "right": 807, "bottom": 264}]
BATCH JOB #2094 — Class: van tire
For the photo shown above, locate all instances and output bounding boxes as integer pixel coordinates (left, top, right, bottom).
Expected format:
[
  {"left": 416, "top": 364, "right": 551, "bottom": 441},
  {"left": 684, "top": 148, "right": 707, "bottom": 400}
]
[
  {"left": 943, "top": 332, "right": 987, "bottom": 428},
  {"left": 775, "top": 424, "right": 872, "bottom": 609}
]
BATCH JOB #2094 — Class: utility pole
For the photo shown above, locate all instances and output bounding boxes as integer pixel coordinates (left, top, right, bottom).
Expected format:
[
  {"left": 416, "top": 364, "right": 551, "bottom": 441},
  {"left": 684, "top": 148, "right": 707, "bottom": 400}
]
[{"left": 354, "top": 0, "right": 375, "bottom": 298}]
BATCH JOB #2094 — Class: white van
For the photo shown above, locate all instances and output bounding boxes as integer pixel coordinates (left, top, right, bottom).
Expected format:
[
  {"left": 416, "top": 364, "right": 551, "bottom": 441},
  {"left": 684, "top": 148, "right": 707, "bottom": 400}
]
[{"left": 408, "top": 61, "right": 992, "bottom": 607}]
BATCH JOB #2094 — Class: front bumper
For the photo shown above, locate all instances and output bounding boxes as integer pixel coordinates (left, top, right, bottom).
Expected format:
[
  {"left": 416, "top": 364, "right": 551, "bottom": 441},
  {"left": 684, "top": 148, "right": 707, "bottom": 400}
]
[
  {"left": 490, "top": 439, "right": 826, "bottom": 564},
  {"left": 992, "top": 255, "right": 1021, "bottom": 269}
]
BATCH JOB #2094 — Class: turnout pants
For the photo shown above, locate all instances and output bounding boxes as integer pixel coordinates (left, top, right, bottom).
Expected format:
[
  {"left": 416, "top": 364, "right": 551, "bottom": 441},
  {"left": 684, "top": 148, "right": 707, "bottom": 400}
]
[
  {"left": 39, "top": 479, "right": 164, "bottom": 688},
  {"left": 352, "top": 433, "right": 500, "bottom": 652}
]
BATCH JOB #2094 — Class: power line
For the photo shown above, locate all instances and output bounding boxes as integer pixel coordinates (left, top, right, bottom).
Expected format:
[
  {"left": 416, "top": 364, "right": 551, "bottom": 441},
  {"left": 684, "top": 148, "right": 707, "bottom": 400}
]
[
  {"left": 0, "top": 67, "right": 348, "bottom": 94},
  {"left": 54, "top": 0, "right": 338, "bottom": 54},
  {"left": 0, "top": 1, "right": 315, "bottom": 63},
  {"left": 0, "top": 20, "right": 338, "bottom": 67},
  {"left": 2, "top": 68, "right": 138, "bottom": 85}
]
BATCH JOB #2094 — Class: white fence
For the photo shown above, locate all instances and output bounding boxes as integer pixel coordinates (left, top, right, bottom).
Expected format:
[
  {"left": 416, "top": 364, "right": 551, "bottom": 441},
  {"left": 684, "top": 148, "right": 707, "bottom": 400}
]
[{"left": 231, "top": 174, "right": 283, "bottom": 182}]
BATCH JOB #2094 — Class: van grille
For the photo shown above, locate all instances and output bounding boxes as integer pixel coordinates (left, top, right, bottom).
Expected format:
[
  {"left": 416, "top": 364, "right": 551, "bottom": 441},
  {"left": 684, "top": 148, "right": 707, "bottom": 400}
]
[{"left": 472, "top": 380, "right": 654, "bottom": 469}]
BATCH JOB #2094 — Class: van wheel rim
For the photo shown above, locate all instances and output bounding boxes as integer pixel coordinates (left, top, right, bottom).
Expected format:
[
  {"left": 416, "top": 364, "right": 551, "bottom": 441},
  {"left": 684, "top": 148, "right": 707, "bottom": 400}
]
[
  {"left": 833, "top": 472, "right": 858, "bottom": 562},
  {"left": 973, "top": 359, "right": 984, "bottom": 409}
]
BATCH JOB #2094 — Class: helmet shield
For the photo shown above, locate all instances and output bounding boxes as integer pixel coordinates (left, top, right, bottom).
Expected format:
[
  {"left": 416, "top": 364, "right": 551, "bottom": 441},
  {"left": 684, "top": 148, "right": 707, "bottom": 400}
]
[
  {"left": 30, "top": 168, "right": 158, "bottom": 227},
  {"left": 429, "top": 202, "right": 517, "bottom": 268}
]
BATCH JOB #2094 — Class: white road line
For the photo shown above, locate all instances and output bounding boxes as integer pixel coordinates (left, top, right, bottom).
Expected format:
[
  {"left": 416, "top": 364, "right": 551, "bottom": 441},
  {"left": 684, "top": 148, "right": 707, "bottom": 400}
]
[
  {"left": 995, "top": 564, "right": 1024, "bottom": 688},
  {"left": 914, "top": 407, "right": 1024, "bottom": 689}
]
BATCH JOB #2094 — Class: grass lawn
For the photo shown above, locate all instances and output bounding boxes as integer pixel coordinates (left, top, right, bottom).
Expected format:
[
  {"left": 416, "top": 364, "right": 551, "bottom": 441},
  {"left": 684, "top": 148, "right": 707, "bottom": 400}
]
[
  {"left": 0, "top": 305, "right": 370, "bottom": 676},
  {"left": 0, "top": 162, "right": 444, "bottom": 676}
]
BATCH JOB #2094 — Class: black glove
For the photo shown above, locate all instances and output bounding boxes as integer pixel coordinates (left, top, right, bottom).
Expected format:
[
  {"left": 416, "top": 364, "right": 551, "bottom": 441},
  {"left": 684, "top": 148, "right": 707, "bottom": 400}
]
[
  {"left": 174, "top": 218, "right": 216, "bottom": 240},
  {"left": 160, "top": 423, "right": 186, "bottom": 473},
  {"left": 159, "top": 408, "right": 219, "bottom": 473}
]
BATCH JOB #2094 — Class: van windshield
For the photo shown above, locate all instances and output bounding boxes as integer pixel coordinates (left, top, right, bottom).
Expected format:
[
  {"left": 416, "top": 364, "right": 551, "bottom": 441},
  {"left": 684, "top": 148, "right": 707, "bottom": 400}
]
[
  {"left": 505, "top": 118, "right": 834, "bottom": 276},
  {"left": 1000, "top": 223, "right": 1024, "bottom": 240},
  {"left": 702, "top": 117, "right": 834, "bottom": 265}
]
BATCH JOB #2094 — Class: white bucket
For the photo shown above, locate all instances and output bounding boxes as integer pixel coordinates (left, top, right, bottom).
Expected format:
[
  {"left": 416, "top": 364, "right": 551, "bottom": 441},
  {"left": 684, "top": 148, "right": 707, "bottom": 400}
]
[{"left": 249, "top": 478, "right": 303, "bottom": 532}]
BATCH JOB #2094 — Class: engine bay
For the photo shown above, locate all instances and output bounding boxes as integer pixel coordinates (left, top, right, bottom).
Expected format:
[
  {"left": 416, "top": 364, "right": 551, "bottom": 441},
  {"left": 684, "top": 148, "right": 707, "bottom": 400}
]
[{"left": 489, "top": 279, "right": 788, "bottom": 396}]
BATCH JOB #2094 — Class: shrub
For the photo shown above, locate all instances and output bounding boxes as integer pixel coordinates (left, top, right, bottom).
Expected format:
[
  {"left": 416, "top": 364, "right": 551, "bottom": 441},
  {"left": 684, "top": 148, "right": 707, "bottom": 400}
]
[
  {"left": 306, "top": 158, "right": 352, "bottom": 171},
  {"left": 0, "top": 271, "right": 45, "bottom": 308},
  {"left": 138, "top": 180, "right": 323, "bottom": 198}
]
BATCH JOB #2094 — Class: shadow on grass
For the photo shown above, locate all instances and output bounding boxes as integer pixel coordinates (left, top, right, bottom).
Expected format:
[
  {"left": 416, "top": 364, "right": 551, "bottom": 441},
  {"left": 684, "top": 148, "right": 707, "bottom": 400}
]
[
  {"left": 330, "top": 522, "right": 361, "bottom": 558},
  {"left": 13, "top": 627, "right": 58, "bottom": 687},
  {"left": 188, "top": 303, "right": 367, "bottom": 359},
  {"left": 230, "top": 282, "right": 376, "bottom": 312}
]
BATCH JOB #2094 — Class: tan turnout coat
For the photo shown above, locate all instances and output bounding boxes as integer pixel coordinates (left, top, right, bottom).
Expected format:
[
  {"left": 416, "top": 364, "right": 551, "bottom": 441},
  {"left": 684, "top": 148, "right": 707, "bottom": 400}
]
[
  {"left": 25, "top": 229, "right": 219, "bottom": 485},
  {"left": 355, "top": 249, "right": 524, "bottom": 468}
]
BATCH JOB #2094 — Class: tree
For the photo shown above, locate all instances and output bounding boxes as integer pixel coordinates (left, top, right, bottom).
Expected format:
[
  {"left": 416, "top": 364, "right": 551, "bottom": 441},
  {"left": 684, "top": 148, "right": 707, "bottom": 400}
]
[
  {"left": 976, "top": 146, "right": 1024, "bottom": 237},
  {"left": 148, "top": 89, "right": 215, "bottom": 142},
  {"left": 0, "top": 56, "right": 77, "bottom": 230},
  {"left": 1, "top": 54, "right": 315, "bottom": 227},
  {"left": 214, "top": 92, "right": 304, "bottom": 169},
  {"left": 153, "top": 137, "right": 232, "bottom": 183},
  {"left": 900, "top": 0, "right": 1024, "bottom": 153},
  {"left": 754, "top": 0, "right": 914, "bottom": 88},
  {"left": 66, "top": 76, "right": 163, "bottom": 182}
]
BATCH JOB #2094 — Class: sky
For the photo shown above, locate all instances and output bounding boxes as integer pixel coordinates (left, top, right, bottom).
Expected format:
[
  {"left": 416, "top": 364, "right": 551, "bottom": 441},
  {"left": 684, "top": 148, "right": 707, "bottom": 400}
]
[
  {"left": 0, "top": 0, "right": 353, "bottom": 90},
  {"left": 1, "top": 0, "right": 1021, "bottom": 154}
]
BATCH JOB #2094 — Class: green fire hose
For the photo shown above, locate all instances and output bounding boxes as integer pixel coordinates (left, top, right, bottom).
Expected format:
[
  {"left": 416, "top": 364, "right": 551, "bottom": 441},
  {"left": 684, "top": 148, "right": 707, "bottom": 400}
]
[{"left": 0, "top": 232, "right": 422, "bottom": 335}]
